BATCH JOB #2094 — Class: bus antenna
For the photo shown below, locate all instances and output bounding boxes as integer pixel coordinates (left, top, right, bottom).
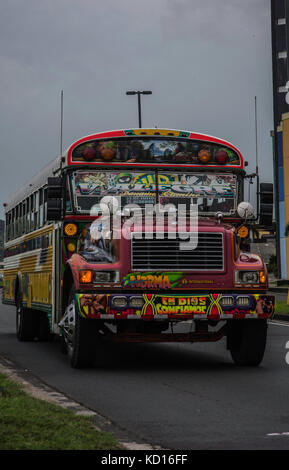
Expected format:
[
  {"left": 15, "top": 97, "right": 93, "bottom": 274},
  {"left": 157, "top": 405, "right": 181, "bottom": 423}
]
[
  {"left": 254, "top": 95, "right": 260, "bottom": 219},
  {"left": 255, "top": 96, "right": 259, "bottom": 177},
  {"left": 60, "top": 90, "right": 64, "bottom": 160}
]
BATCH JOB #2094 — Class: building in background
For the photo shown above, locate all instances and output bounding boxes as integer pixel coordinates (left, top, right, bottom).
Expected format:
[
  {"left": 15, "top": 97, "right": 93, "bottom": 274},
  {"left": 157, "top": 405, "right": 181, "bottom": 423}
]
[
  {"left": 0, "top": 220, "right": 4, "bottom": 287},
  {"left": 271, "top": 0, "right": 289, "bottom": 279}
]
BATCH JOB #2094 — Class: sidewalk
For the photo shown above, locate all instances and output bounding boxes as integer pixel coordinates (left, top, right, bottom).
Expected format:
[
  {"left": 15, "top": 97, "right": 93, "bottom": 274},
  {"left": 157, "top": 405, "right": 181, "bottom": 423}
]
[{"left": 268, "top": 277, "right": 289, "bottom": 321}]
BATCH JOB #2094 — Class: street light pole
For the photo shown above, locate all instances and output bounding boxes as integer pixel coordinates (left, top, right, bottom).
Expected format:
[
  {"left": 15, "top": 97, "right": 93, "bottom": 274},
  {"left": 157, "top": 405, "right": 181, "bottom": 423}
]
[
  {"left": 137, "top": 92, "right": 142, "bottom": 128},
  {"left": 126, "top": 90, "right": 152, "bottom": 128}
]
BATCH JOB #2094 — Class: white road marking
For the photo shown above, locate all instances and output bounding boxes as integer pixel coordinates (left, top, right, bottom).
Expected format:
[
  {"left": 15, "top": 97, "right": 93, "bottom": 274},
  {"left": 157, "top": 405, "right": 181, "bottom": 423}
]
[
  {"left": 267, "top": 432, "right": 289, "bottom": 437},
  {"left": 269, "top": 320, "right": 289, "bottom": 327}
]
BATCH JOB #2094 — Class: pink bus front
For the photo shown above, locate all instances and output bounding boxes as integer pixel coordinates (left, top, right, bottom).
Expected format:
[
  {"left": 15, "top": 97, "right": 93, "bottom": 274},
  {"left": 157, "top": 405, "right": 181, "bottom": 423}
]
[{"left": 49, "top": 128, "right": 274, "bottom": 368}]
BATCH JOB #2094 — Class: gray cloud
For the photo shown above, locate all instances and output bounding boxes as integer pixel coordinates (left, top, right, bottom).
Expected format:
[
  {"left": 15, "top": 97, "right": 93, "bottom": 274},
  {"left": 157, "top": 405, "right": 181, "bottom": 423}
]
[
  {"left": 0, "top": 0, "right": 273, "bottom": 215},
  {"left": 162, "top": 0, "right": 269, "bottom": 42}
]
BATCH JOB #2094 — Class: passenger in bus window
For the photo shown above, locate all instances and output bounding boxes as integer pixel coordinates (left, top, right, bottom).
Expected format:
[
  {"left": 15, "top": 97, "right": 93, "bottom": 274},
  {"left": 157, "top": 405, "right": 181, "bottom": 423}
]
[{"left": 77, "top": 223, "right": 115, "bottom": 263}]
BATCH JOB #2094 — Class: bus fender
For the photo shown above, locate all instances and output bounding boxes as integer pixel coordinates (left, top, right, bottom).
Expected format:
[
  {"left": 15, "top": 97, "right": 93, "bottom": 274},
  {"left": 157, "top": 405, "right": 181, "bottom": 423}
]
[{"left": 62, "top": 264, "right": 74, "bottom": 311}]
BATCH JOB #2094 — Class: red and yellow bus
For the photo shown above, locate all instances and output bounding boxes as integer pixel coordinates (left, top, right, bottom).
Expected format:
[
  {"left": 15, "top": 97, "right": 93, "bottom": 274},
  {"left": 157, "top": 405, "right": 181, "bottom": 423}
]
[{"left": 3, "top": 128, "right": 274, "bottom": 367}]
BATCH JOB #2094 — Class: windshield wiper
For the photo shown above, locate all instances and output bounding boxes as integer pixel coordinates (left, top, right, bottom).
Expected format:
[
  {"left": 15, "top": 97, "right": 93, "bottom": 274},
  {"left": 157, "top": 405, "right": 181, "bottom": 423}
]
[{"left": 155, "top": 168, "right": 159, "bottom": 204}]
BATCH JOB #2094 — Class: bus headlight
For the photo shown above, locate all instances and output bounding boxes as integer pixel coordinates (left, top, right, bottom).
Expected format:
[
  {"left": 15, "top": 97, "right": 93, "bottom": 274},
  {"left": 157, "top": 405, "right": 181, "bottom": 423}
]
[
  {"left": 236, "top": 296, "right": 250, "bottom": 306},
  {"left": 93, "top": 271, "right": 120, "bottom": 283},
  {"left": 93, "top": 272, "right": 112, "bottom": 282},
  {"left": 235, "top": 271, "right": 265, "bottom": 284},
  {"left": 130, "top": 296, "right": 145, "bottom": 308},
  {"left": 111, "top": 296, "right": 127, "bottom": 308},
  {"left": 219, "top": 296, "right": 234, "bottom": 307}
]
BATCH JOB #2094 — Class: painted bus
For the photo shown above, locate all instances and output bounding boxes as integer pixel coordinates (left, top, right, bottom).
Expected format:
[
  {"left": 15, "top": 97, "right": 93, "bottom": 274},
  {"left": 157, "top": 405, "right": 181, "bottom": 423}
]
[{"left": 3, "top": 128, "right": 275, "bottom": 368}]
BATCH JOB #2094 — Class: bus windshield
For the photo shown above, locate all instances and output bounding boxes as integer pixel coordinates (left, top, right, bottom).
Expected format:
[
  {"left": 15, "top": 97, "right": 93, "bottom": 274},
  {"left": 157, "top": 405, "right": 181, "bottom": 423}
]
[{"left": 70, "top": 170, "right": 237, "bottom": 215}]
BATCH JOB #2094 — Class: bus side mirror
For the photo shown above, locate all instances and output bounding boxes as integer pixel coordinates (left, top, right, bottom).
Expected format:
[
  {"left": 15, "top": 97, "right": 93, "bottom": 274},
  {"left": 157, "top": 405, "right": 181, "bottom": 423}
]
[
  {"left": 259, "top": 182, "right": 273, "bottom": 227},
  {"left": 46, "top": 177, "right": 63, "bottom": 221}
]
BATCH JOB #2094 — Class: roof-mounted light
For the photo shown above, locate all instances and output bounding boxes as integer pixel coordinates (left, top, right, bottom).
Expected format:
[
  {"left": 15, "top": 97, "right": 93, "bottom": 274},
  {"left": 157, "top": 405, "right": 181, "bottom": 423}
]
[
  {"left": 83, "top": 145, "right": 96, "bottom": 161},
  {"left": 215, "top": 150, "right": 228, "bottom": 165},
  {"left": 198, "top": 149, "right": 212, "bottom": 163}
]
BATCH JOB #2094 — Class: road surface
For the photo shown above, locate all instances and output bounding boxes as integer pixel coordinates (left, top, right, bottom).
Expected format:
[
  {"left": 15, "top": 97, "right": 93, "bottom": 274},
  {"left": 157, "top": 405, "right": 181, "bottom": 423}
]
[{"left": 1, "top": 302, "right": 289, "bottom": 450}]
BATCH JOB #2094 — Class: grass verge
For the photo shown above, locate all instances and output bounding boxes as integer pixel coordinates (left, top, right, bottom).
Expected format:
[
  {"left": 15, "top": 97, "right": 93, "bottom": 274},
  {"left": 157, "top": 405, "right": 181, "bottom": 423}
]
[
  {"left": 0, "top": 372, "right": 123, "bottom": 450},
  {"left": 275, "top": 300, "right": 289, "bottom": 315}
]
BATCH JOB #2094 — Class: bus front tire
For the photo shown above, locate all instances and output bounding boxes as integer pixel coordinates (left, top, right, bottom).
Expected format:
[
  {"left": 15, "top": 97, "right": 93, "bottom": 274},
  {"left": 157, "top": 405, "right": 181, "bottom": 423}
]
[
  {"left": 227, "top": 319, "right": 267, "bottom": 366},
  {"left": 69, "top": 314, "right": 98, "bottom": 368},
  {"left": 65, "top": 288, "right": 98, "bottom": 368}
]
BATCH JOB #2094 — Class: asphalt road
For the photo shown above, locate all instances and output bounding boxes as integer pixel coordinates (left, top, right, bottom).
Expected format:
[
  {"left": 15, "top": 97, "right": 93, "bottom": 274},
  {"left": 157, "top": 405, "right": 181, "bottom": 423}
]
[{"left": 1, "top": 302, "right": 289, "bottom": 450}]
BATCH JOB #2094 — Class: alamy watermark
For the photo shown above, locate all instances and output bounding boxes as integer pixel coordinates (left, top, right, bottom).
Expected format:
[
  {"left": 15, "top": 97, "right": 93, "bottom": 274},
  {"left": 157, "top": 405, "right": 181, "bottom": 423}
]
[{"left": 88, "top": 196, "right": 199, "bottom": 250}]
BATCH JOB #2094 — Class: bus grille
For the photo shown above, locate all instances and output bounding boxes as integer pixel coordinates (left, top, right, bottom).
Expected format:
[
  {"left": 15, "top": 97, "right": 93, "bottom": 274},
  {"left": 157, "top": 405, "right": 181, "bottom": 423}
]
[{"left": 131, "top": 232, "right": 224, "bottom": 271}]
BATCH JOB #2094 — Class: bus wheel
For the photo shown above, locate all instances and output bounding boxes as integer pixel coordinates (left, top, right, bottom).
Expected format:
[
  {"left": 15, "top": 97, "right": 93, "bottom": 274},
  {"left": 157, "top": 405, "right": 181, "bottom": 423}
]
[
  {"left": 227, "top": 319, "right": 267, "bottom": 366},
  {"left": 16, "top": 297, "right": 38, "bottom": 341},
  {"left": 63, "top": 288, "right": 97, "bottom": 368}
]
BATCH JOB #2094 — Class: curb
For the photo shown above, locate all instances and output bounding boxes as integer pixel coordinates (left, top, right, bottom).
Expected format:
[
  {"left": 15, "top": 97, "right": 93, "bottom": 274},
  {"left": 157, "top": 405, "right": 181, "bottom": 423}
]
[
  {"left": 0, "top": 356, "right": 99, "bottom": 417},
  {"left": 0, "top": 355, "right": 164, "bottom": 451},
  {"left": 272, "top": 314, "right": 289, "bottom": 322}
]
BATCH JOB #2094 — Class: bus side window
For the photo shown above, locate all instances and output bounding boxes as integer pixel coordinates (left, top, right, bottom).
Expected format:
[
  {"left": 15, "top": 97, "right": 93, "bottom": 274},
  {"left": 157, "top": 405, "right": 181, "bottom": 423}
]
[
  {"left": 13, "top": 207, "right": 17, "bottom": 238},
  {"left": 43, "top": 188, "right": 47, "bottom": 224},
  {"left": 26, "top": 197, "right": 30, "bottom": 233},
  {"left": 15, "top": 207, "right": 18, "bottom": 238},
  {"left": 5, "top": 213, "right": 7, "bottom": 241},
  {"left": 10, "top": 209, "right": 13, "bottom": 239},
  {"left": 18, "top": 204, "right": 22, "bottom": 236},
  {"left": 30, "top": 194, "right": 34, "bottom": 233},
  {"left": 35, "top": 191, "right": 39, "bottom": 230},
  {"left": 14, "top": 206, "right": 17, "bottom": 238},
  {"left": 11, "top": 208, "right": 15, "bottom": 239},
  {"left": 20, "top": 204, "right": 23, "bottom": 235},
  {"left": 14, "top": 206, "right": 18, "bottom": 238},
  {"left": 20, "top": 203, "right": 23, "bottom": 236},
  {"left": 42, "top": 234, "right": 49, "bottom": 249},
  {"left": 39, "top": 188, "right": 44, "bottom": 228},
  {"left": 6, "top": 212, "right": 11, "bottom": 241},
  {"left": 22, "top": 200, "right": 26, "bottom": 234}
]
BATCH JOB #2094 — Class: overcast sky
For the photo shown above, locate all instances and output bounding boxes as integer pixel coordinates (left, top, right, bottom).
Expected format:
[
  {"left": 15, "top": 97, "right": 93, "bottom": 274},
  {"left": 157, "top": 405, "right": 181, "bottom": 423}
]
[{"left": 0, "top": 0, "right": 273, "bottom": 218}]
